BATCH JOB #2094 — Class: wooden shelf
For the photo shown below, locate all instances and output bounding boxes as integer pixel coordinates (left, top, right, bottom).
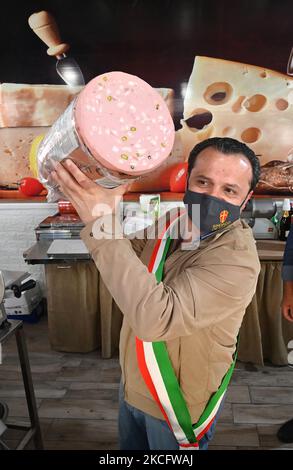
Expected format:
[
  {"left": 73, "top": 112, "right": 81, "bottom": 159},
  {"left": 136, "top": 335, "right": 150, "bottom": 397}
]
[
  {"left": 123, "top": 192, "right": 293, "bottom": 202},
  {"left": 0, "top": 190, "right": 291, "bottom": 203},
  {"left": 252, "top": 193, "right": 293, "bottom": 199},
  {"left": 0, "top": 189, "right": 47, "bottom": 201}
]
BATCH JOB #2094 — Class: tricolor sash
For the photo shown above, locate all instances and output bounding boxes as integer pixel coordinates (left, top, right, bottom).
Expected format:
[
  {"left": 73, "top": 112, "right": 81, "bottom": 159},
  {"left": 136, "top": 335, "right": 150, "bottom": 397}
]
[{"left": 136, "top": 214, "right": 237, "bottom": 450}]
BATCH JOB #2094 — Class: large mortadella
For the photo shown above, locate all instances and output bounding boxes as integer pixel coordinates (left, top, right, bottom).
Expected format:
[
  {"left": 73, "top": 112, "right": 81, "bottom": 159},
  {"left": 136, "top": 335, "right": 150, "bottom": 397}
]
[{"left": 37, "top": 71, "right": 175, "bottom": 201}]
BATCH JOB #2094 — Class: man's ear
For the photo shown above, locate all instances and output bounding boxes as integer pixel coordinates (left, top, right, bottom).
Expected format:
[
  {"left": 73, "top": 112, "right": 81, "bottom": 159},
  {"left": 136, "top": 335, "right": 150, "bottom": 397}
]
[{"left": 241, "top": 190, "right": 253, "bottom": 212}]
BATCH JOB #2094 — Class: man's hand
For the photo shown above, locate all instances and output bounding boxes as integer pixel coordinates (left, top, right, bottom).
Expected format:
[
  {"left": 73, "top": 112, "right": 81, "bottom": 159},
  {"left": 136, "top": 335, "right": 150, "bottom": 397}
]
[
  {"left": 281, "top": 281, "right": 293, "bottom": 322},
  {"left": 51, "top": 159, "right": 129, "bottom": 224}
]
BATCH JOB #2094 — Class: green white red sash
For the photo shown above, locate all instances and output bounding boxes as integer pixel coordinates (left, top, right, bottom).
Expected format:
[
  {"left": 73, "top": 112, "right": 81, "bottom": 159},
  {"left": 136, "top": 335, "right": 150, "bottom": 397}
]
[{"left": 136, "top": 213, "right": 237, "bottom": 450}]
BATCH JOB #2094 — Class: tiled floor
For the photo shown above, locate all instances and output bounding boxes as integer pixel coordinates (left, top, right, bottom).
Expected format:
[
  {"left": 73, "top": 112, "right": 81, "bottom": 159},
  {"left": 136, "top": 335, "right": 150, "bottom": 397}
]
[{"left": 0, "top": 316, "right": 292, "bottom": 450}]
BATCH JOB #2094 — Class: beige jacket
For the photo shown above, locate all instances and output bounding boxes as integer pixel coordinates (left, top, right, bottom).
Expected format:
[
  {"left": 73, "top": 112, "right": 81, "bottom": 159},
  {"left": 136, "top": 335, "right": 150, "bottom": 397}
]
[{"left": 81, "top": 211, "right": 260, "bottom": 423}]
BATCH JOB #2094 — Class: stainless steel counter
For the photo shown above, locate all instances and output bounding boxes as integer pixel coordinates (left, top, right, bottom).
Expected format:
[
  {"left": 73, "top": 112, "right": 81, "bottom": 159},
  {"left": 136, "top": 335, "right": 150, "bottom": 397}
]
[
  {"left": 23, "top": 241, "right": 91, "bottom": 264},
  {"left": 256, "top": 240, "right": 286, "bottom": 261}
]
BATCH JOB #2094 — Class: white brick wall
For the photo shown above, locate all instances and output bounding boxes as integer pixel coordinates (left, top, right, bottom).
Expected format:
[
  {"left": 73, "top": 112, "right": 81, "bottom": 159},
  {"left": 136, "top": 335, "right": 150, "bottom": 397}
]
[{"left": 0, "top": 202, "right": 58, "bottom": 294}]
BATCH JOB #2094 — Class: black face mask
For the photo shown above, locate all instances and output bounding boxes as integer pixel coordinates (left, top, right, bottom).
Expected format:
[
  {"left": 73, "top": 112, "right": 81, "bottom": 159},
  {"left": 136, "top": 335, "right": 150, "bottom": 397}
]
[{"left": 183, "top": 189, "right": 248, "bottom": 236}]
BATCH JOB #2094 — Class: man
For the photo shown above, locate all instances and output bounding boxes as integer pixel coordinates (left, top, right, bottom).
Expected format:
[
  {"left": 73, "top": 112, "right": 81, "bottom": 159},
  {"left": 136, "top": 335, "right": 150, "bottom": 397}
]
[
  {"left": 277, "top": 224, "right": 293, "bottom": 444},
  {"left": 52, "top": 137, "right": 261, "bottom": 450}
]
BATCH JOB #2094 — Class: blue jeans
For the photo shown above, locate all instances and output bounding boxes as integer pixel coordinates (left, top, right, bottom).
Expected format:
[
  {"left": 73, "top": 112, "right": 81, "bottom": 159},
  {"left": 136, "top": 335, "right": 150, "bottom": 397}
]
[{"left": 118, "top": 382, "right": 223, "bottom": 451}]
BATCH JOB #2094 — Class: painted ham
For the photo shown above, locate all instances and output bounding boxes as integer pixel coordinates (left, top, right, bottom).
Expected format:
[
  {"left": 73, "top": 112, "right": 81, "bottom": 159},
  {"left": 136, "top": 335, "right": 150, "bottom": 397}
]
[
  {"left": 0, "top": 83, "right": 81, "bottom": 185},
  {"left": 0, "top": 83, "right": 82, "bottom": 127}
]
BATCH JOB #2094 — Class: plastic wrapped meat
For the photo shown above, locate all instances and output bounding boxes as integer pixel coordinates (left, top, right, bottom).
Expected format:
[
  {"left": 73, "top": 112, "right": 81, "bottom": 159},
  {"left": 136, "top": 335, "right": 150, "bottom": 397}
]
[{"left": 37, "top": 71, "right": 175, "bottom": 201}]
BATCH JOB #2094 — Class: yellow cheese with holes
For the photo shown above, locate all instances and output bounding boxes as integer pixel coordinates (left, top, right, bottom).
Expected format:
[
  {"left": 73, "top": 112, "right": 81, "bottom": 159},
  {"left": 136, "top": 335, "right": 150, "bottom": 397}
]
[{"left": 179, "top": 56, "right": 293, "bottom": 165}]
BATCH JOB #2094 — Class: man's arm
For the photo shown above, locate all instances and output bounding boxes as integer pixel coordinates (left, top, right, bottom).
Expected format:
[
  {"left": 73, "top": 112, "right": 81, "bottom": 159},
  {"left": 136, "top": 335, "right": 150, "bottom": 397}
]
[
  {"left": 126, "top": 225, "right": 149, "bottom": 259},
  {"left": 81, "top": 215, "right": 259, "bottom": 342},
  {"left": 282, "top": 226, "right": 293, "bottom": 322}
]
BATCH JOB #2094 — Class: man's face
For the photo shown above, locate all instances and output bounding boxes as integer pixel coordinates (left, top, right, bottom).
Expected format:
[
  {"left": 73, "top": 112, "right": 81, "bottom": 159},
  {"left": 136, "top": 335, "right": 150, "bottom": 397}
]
[{"left": 188, "top": 147, "right": 253, "bottom": 210}]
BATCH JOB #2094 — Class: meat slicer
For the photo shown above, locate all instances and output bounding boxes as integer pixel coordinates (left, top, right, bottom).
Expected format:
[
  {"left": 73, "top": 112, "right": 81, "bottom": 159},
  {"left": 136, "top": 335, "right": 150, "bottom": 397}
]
[
  {"left": 0, "top": 270, "right": 37, "bottom": 328},
  {"left": 241, "top": 198, "right": 278, "bottom": 239},
  {"left": 0, "top": 270, "right": 43, "bottom": 450}
]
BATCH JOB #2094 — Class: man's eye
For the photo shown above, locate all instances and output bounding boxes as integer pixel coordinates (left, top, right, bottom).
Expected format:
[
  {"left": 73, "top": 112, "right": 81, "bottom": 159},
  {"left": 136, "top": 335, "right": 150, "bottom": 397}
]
[
  {"left": 197, "top": 180, "right": 208, "bottom": 186},
  {"left": 225, "top": 188, "right": 236, "bottom": 194}
]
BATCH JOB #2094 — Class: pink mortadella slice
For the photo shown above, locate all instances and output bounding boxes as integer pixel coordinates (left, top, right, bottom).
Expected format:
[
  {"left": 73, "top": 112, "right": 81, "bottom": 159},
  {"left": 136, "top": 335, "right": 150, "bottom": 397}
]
[{"left": 74, "top": 71, "right": 175, "bottom": 176}]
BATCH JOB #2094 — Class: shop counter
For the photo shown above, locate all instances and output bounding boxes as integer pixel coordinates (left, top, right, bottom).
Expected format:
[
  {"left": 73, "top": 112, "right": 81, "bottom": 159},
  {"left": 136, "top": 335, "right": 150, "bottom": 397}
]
[{"left": 238, "top": 240, "right": 293, "bottom": 365}]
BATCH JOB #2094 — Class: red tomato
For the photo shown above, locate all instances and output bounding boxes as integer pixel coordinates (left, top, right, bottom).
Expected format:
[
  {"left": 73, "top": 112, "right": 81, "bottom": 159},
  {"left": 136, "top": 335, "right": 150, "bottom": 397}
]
[
  {"left": 169, "top": 163, "right": 188, "bottom": 192},
  {"left": 19, "top": 177, "right": 45, "bottom": 196}
]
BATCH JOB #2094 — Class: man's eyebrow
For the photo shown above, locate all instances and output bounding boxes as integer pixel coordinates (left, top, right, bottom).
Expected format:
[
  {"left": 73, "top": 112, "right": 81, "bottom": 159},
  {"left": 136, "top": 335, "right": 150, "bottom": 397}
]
[
  {"left": 191, "top": 174, "right": 241, "bottom": 190},
  {"left": 191, "top": 174, "right": 213, "bottom": 181},
  {"left": 223, "top": 183, "right": 241, "bottom": 190}
]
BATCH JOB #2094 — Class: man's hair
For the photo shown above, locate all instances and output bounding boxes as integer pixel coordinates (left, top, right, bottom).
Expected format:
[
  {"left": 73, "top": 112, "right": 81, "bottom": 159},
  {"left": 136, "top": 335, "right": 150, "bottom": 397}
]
[{"left": 187, "top": 137, "right": 261, "bottom": 191}]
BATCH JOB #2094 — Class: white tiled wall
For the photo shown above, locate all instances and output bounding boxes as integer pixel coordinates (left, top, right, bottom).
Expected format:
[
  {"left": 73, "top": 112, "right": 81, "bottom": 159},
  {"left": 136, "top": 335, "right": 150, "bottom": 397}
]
[{"left": 0, "top": 202, "right": 58, "bottom": 294}]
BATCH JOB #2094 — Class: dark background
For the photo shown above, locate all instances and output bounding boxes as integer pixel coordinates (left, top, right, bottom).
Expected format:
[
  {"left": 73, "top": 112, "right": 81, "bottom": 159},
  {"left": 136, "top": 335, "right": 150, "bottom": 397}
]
[{"left": 0, "top": 0, "right": 292, "bottom": 127}]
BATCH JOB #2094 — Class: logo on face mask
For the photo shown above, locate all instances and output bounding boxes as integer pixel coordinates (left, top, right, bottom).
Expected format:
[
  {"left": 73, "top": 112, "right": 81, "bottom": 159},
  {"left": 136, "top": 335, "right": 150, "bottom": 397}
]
[{"left": 219, "top": 210, "right": 229, "bottom": 224}]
